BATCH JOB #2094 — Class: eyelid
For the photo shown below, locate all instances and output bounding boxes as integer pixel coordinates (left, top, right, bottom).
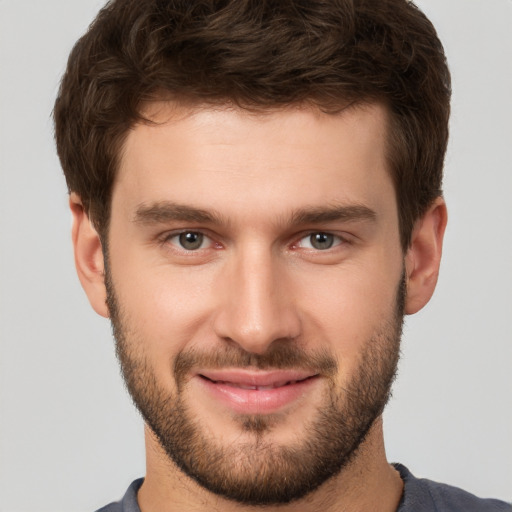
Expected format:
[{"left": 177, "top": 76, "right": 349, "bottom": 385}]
[
  {"left": 159, "top": 229, "right": 218, "bottom": 251},
  {"left": 292, "top": 231, "right": 349, "bottom": 250},
  {"left": 156, "top": 228, "right": 352, "bottom": 253}
]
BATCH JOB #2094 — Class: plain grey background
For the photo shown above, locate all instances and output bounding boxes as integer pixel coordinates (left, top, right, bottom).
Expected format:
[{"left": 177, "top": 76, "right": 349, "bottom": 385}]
[{"left": 0, "top": 1, "right": 511, "bottom": 511}]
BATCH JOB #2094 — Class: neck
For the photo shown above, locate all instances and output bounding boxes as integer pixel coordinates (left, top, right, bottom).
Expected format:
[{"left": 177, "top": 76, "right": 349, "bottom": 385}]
[{"left": 137, "top": 417, "right": 404, "bottom": 512}]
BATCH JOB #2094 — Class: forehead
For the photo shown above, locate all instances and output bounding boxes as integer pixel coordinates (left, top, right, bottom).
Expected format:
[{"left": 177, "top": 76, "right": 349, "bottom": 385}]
[{"left": 114, "top": 102, "right": 395, "bottom": 227}]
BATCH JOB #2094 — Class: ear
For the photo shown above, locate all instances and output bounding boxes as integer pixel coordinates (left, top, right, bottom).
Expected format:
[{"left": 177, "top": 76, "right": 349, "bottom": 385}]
[
  {"left": 404, "top": 197, "right": 448, "bottom": 315},
  {"left": 70, "top": 193, "right": 109, "bottom": 318}
]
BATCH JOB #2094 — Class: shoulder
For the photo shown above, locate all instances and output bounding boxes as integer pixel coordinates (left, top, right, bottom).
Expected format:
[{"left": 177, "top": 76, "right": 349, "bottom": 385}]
[
  {"left": 395, "top": 464, "right": 512, "bottom": 512},
  {"left": 95, "top": 478, "right": 144, "bottom": 512}
]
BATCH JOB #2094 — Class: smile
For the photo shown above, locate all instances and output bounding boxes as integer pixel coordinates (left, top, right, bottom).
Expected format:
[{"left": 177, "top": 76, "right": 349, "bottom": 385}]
[
  {"left": 200, "top": 376, "right": 314, "bottom": 390},
  {"left": 195, "top": 370, "right": 320, "bottom": 414}
]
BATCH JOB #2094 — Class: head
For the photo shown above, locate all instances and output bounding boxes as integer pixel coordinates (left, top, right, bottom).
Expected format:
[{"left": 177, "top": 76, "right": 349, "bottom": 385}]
[{"left": 55, "top": 0, "right": 450, "bottom": 506}]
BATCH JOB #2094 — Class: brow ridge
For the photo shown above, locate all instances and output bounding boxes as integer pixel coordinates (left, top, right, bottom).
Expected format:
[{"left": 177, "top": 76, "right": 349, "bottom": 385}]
[
  {"left": 290, "top": 204, "right": 377, "bottom": 225},
  {"left": 134, "top": 202, "right": 224, "bottom": 225},
  {"left": 133, "top": 201, "right": 376, "bottom": 227}
]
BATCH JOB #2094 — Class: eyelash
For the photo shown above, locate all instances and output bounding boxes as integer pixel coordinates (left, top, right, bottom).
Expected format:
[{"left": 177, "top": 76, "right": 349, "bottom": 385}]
[
  {"left": 294, "top": 232, "right": 346, "bottom": 251},
  {"left": 160, "top": 231, "right": 219, "bottom": 252},
  {"left": 159, "top": 230, "right": 349, "bottom": 253}
]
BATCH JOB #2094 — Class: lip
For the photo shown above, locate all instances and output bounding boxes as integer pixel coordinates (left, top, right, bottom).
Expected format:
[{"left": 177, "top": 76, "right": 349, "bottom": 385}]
[{"left": 195, "top": 369, "right": 319, "bottom": 414}]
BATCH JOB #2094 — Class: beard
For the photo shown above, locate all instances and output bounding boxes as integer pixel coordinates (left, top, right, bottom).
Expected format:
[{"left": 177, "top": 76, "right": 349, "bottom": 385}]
[{"left": 106, "top": 268, "right": 405, "bottom": 506}]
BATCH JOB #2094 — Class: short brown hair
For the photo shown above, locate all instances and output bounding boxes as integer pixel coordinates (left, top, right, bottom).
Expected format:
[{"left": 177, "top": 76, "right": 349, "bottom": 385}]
[{"left": 54, "top": 0, "right": 451, "bottom": 249}]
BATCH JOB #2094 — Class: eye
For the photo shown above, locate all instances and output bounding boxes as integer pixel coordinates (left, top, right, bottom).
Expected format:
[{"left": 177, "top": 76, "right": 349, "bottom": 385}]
[
  {"left": 168, "top": 231, "right": 210, "bottom": 251},
  {"left": 298, "top": 232, "right": 343, "bottom": 250}
]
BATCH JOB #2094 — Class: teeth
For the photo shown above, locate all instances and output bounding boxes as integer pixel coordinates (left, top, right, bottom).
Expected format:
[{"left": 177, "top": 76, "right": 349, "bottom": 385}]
[
  {"left": 215, "top": 379, "right": 299, "bottom": 390},
  {"left": 236, "top": 384, "right": 258, "bottom": 390}
]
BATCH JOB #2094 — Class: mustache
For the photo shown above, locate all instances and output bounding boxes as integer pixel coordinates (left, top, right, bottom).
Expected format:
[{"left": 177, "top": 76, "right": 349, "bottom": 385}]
[{"left": 174, "top": 342, "right": 338, "bottom": 384}]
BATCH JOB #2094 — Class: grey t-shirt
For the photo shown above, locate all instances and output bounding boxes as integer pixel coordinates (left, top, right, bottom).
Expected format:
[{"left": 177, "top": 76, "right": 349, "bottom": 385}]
[{"left": 96, "top": 464, "right": 511, "bottom": 511}]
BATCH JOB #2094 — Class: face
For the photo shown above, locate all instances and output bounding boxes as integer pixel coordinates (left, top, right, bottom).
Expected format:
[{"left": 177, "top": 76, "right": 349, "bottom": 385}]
[{"left": 105, "top": 103, "right": 405, "bottom": 504}]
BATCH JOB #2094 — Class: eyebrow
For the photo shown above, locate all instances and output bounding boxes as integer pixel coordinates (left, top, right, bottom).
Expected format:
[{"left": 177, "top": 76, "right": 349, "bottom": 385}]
[
  {"left": 134, "top": 202, "right": 225, "bottom": 225},
  {"left": 290, "top": 204, "right": 376, "bottom": 225},
  {"left": 133, "top": 201, "right": 376, "bottom": 227}
]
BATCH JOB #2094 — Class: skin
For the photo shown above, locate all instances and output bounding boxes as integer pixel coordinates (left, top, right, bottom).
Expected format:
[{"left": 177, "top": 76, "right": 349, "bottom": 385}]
[{"left": 70, "top": 102, "right": 447, "bottom": 512}]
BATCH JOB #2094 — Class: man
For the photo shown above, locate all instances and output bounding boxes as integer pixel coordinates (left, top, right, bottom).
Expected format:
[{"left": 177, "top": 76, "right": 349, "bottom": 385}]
[{"left": 53, "top": 0, "right": 511, "bottom": 511}]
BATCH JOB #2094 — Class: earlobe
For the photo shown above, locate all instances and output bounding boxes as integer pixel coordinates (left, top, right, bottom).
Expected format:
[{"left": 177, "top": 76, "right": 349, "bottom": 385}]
[
  {"left": 404, "top": 197, "right": 448, "bottom": 315},
  {"left": 70, "top": 193, "right": 109, "bottom": 318}
]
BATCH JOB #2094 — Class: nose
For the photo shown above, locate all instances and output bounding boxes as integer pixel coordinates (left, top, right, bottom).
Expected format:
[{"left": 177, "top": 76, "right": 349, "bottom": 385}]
[{"left": 212, "top": 245, "right": 302, "bottom": 354}]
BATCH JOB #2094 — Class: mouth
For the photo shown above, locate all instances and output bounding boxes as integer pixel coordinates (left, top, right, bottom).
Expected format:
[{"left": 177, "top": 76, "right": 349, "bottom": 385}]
[
  {"left": 195, "top": 369, "right": 320, "bottom": 414},
  {"left": 199, "top": 375, "right": 316, "bottom": 390}
]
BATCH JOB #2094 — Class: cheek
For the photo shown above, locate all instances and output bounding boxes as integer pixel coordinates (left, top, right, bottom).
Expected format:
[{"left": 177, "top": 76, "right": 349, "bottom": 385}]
[
  {"left": 110, "top": 253, "right": 220, "bottom": 378},
  {"left": 294, "top": 259, "right": 402, "bottom": 362}
]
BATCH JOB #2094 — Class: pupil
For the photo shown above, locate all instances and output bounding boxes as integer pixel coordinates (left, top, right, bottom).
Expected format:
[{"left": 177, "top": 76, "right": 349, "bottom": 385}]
[
  {"left": 179, "top": 232, "right": 203, "bottom": 250},
  {"left": 311, "top": 233, "right": 333, "bottom": 250}
]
